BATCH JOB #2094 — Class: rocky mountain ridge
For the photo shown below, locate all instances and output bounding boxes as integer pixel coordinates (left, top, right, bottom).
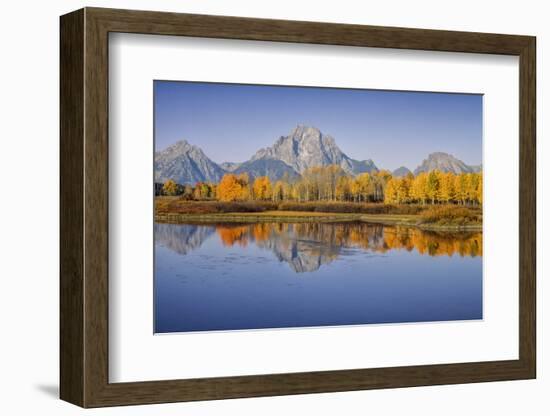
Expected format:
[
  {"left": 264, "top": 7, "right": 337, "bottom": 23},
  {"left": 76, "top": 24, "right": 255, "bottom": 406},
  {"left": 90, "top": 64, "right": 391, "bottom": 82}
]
[
  {"left": 155, "top": 126, "right": 480, "bottom": 184},
  {"left": 154, "top": 140, "right": 225, "bottom": 185},
  {"left": 250, "top": 125, "right": 377, "bottom": 177},
  {"left": 413, "top": 152, "right": 480, "bottom": 175}
]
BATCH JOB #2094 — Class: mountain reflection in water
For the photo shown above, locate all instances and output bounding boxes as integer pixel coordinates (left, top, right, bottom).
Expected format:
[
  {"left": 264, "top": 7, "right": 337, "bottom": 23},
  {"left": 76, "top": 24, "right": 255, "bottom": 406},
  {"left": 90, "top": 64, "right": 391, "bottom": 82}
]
[{"left": 154, "top": 222, "right": 482, "bottom": 273}]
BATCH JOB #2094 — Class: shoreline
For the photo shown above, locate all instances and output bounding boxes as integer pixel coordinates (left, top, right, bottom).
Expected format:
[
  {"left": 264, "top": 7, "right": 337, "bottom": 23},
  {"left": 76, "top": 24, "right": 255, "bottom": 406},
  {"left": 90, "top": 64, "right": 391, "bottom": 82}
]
[{"left": 155, "top": 211, "right": 482, "bottom": 232}]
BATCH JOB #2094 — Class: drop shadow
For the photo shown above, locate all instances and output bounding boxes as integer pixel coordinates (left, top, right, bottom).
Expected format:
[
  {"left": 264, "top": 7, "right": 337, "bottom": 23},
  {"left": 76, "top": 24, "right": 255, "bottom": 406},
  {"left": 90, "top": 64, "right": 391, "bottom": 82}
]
[{"left": 35, "top": 384, "right": 59, "bottom": 399}]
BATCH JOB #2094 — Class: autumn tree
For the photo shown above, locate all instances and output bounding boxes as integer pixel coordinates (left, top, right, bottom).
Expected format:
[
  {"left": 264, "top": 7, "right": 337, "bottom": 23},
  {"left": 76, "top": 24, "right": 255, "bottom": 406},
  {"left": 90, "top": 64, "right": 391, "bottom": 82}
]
[
  {"left": 236, "top": 173, "right": 251, "bottom": 200},
  {"left": 218, "top": 174, "right": 244, "bottom": 201},
  {"left": 476, "top": 173, "right": 483, "bottom": 205},
  {"left": 272, "top": 180, "right": 284, "bottom": 202},
  {"left": 356, "top": 173, "right": 374, "bottom": 202},
  {"left": 182, "top": 184, "right": 194, "bottom": 200},
  {"left": 252, "top": 176, "right": 273, "bottom": 200},
  {"left": 289, "top": 165, "right": 347, "bottom": 201},
  {"left": 193, "top": 182, "right": 212, "bottom": 200},
  {"left": 282, "top": 181, "right": 292, "bottom": 201},
  {"left": 372, "top": 170, "right": 392, "bottom": 202},
  {"left": 397, "top": 173, "right": 413, "bottom": 203},
  {"left": 426, "top": 170, "right": 441, "bottom": 204},
  {"left": 384, "top": 178, "right": 399, "bottom": 204},
  {"left": 335, "top": 176, "right": 351, "bottom": 201},
  {"left": 439, "top": 172, "right": 456, "bottom": 203},
  {"left": 291, "top": 181, "right": 306, "bottom": 202},
  {"left": 209, "top": 164, "right": 481, "bottom": 206},
  {"left": 350, "top": 178, "right": 361, "bottom": 202},
  {"left": 467, "top": 173, "right": 481, "bottom": 205},
  {"left": 210, "top": 184, "right": 218, "bottom": 200},
  {"left": 454, "top": 173, "right": 469, "bottom": 205},
  {"left": 326, "top": 165, "right": 345, "bottom": 200},
  {"left": 411, "top": 173, "right": 428, "bottom": 204},
  {"left": 162, "top": 179, "right": 178, "bottom": 196}
]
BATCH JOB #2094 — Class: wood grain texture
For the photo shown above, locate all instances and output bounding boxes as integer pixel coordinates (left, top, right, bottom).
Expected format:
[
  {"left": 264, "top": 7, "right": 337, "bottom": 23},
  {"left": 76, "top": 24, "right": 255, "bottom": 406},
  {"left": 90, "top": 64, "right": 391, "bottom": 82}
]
[
  {"left": 518, "top": 38, "right": 536, "bottom": 375},
  {"left": 59, "top": 7, "right": 537, "bottom": 408},
  {"left": 83, "top": 10, "right": 110, "bottom": 407},
  {"left": 88, "top": 7, "right": 532, "bottom": 54},
  {"left": 59, "top": 8, "right": 84, "bottom": 407}
]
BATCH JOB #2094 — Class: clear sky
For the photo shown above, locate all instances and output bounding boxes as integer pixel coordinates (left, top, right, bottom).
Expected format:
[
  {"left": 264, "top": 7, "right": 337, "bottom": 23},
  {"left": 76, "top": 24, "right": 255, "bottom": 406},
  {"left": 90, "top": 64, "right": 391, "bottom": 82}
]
[{"left": 154, "top": 80, "right": 482, "bottom": 171}]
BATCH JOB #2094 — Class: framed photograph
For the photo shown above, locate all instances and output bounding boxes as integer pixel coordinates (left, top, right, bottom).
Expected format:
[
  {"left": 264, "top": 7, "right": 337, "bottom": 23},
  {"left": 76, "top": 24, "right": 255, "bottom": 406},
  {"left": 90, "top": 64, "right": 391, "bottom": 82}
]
[{"left": 60, "top": 7, "right": 536, "bottom": 407}]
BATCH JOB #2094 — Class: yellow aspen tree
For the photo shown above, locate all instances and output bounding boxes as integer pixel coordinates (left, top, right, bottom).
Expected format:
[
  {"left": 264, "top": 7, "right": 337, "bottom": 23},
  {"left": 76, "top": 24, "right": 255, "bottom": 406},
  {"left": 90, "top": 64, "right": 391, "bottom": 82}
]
[
  {"left": 192, "top": 183, "right": 202, "bottom": 200},
  {"left": 439, "top": 172, "right": 456, "bottom": 203},
  {"left": 454, "top": 173, "right": 469, "bottom": 205},
  {"left": 253, "top": 176, "right": 272, "bottom": 200},
  {"left": 218, "top": 174, "right": 242, "bottom": 201},
  {"left": 356, "top": 173, "right": 373, "bottom": 202},
  {"left": 476, "top": 172, "right": 483, "bottom": 205},
  {"left": 350, "top": 178, "right": 361, "bottom": 202},
  {"left": 327, "top": 165, "right": 342, "bottom": 201},
  {"left": 411, "top": 173, "right": 428, "bottom": 204},
  {"left": 335, "top": 176, "right": 351, "bottom": 201},
  {"left": 182, "top": 184, "right": 193, "bottom": 199},
  {"left": 198, "top": 182, "right": 211, "bottom": 199},
  {"left": 162, "top": 179, "right": 178, "bottom": 196},
  {"left": 264, "top": 177, "right": 273, "bottom": 200},
  {"left": 252, "top": 177, "right": 261, "bottom": 200},
  {"left": 291, "top": 182, "right": 303, "bottom": 201},
  {"left": 467, "top": 173, "right": 480, "bottom": 205},
  {"left": 375, "top": 170, "right": 392, "bottom": 202},
  {"left": 426, "top": 170, "right": 440, "bottom": 204},
  {"left": 397, "top": 175, "right": 412, "bottom": 203},
  {"left": 282, "top": 181, "right": 292, "bottom": 201},
  {"left": 236, "top": 173, "right": 250, "bottom": 200},
  {"left": 384, "top": 178, "right": 399, "bottom": 204},
  {"left": 272, "top": 180, "right": 284, "bottom": 202}
]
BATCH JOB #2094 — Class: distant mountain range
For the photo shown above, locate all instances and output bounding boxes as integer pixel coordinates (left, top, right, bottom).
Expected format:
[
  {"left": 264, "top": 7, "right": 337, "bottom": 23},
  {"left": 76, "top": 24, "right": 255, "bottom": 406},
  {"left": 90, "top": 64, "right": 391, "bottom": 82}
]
[
  {"left": 392, "top": 166, "right": 412, "bottom": 177},
  {"left": 154, "top": 125, "right": 481, "bottom": 184},
  {"left": 249, "top": 125, "right": 377, "bottom": 177},
  {"left": 413, "top": 152, "right": 481, "bottom": 175},
  {"left": 154, "top": 140, "right": 225, "bottom": 184}
]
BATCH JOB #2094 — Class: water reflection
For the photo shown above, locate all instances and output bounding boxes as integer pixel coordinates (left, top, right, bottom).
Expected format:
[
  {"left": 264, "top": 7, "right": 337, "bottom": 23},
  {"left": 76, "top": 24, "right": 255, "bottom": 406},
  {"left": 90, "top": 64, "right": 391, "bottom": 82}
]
[
  {"left": 154, "top": 223, "right": 215, "bottom": 255},
  {"left": 155, "top": 222, "right": 482, "bottom": 273}
]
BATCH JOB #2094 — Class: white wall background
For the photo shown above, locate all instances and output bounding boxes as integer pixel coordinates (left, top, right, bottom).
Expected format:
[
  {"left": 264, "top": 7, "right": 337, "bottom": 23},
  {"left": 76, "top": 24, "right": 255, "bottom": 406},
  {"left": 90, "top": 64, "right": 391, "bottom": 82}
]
[{"left": 0, "top": 0, "right": 545, "bottom": 414}]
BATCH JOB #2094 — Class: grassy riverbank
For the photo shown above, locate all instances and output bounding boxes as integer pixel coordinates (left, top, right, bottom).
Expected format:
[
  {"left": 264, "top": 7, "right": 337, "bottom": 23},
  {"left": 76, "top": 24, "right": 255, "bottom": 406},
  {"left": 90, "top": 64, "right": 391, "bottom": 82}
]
[{"left": 155, "top": 198, "right": 482, "bottom": 231}]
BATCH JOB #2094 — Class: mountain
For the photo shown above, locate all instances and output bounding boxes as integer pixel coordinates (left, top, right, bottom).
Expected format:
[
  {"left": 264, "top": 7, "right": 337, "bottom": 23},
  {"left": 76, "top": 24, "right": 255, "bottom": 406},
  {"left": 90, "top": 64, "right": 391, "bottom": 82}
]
[
  {"left": 220, "top": 162, "right": 241, "bottom": 172},
  {"left": 250, "top": 125, "right": 378, "bottom": 176},
  {"left": 155, "top": 129, "right": 482, "bottom": 186},
  {"left": 392, "top": 166, "right": 412, "bottom": 177},
  {"left": 233, "top": 158, "right": 300, "bottom": 182},
  {"left": 155, "top": 126, "right": 378, "bottom": 184},
  {"left": 413, "top": 152, "right": 477, "bottom": 175},
  {"left": 154, "top": 140, "right": 226, "bottom": 185},
  {"left": 256, "top": 228, "right": 340, "bottom": 273},
  {"left": 154, "top": 223, "right": 215, "bottom": 255},
  {"left": 469, "top": 164, "right": 483, "bottom": 173},
  {"left": 350, "top": 159, "right": 378, "bottom": 175}
]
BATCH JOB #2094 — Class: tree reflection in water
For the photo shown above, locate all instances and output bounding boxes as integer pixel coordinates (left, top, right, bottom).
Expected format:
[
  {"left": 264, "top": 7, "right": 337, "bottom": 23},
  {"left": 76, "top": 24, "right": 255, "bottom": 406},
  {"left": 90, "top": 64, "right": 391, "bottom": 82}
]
[
  {"left": 156, "top": 222, "right": 482, "bottom": 273},
  {"left": 216, "top": 223, "right": 480, "bottom": 255}
]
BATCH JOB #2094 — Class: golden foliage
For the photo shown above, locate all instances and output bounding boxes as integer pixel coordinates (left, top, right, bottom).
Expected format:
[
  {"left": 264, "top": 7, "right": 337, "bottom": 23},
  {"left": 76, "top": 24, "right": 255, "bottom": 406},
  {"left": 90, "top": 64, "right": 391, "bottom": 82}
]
[
  {"left": 162, "top": 179, "right": 178, "bottom": 196},
  {"left": 218, "top": 173, "right": 250, "bottom": 201},
  {"left": 252, "top": 176, "right": 272, "bottom": 200},
  {"left": 160, "top": 167, "right": 482, "bottom": 206},
  {"left": 212, "top": 222, "right": 482, "bottom": 257}
]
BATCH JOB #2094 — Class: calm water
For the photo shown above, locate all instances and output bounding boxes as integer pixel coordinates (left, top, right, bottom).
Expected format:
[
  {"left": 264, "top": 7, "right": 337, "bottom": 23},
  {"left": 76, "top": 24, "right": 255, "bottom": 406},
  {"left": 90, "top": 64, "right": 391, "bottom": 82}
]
[{"left": 154, "top": 222, "right": 482, "bottom": 333}]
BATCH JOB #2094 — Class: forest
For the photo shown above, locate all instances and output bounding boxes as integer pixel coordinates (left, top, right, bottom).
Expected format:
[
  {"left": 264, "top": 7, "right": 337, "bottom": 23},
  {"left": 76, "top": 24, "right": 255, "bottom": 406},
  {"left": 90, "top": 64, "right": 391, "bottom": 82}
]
[{"left": 159, "top": 164, "right": 483, "bottom": 206}]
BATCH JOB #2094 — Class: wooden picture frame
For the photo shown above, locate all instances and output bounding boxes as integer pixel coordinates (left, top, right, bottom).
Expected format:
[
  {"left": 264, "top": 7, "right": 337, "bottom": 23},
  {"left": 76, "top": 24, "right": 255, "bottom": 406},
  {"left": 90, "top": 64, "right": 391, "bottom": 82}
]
[{"left": 60, "top": 7, "right": 536, "bottom": 408}]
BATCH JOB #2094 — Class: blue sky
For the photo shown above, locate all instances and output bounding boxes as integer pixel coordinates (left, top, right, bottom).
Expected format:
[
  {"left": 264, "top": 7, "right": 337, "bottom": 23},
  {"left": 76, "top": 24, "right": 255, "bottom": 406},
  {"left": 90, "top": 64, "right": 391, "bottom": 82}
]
[{"left": 154, "top": 81, "right": 482, "bottom": 171}]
